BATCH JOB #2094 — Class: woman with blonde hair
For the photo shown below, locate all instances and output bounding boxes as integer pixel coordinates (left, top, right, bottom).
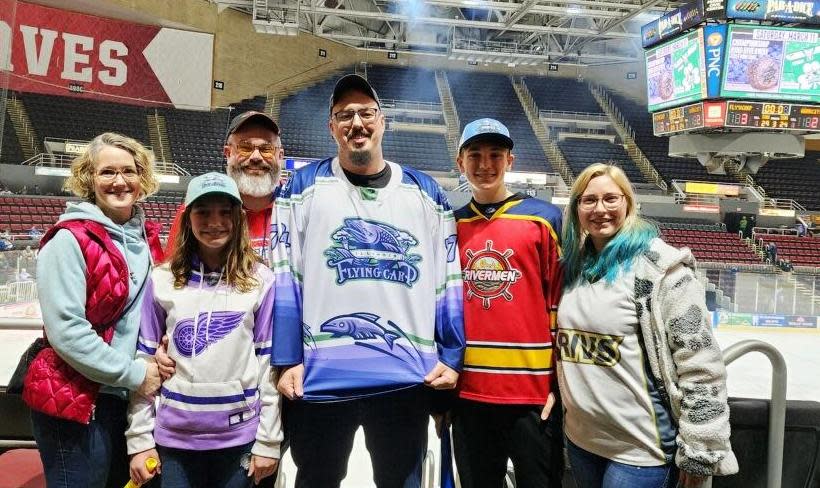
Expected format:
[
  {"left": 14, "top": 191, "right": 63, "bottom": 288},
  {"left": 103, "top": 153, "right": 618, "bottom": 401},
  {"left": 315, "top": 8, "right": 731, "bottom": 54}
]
[
  {"left": 26, "top": 132, "right": 164, "bottom": 487},
  {"left": 556, "top": 163, "right": 737, "bottom": 488}
]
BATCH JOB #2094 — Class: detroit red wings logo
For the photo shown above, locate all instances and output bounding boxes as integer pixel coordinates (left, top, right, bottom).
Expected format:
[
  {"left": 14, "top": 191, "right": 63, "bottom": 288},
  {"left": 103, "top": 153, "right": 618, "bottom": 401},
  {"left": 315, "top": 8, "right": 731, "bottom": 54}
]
[{"left": 463, "top": 240, "right": 521, "bottom": 309}]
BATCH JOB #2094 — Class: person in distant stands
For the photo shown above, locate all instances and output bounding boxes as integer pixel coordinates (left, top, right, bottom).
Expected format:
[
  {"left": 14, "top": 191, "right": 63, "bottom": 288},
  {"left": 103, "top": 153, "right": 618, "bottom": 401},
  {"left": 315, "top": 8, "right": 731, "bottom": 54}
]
[
  {"left": 0, "top": 232, "right": 12, "bottom": 251},
  {"left": 26, "top": 132, "right": 164, "bottom": 488},
  {"left": 557, "top": 163, "right": 737, "bottom": 488},
  {"left": 29, "top": 225, "right": 43, "bottom": 240},
  {"left": 273, "top": 73, "right": 465, "bottom": 487},
  {"left": 165, "top": 111, "right": 284, "bottom": 266},
  {"left": 450, "top": 118, "right": 565, "bottom": 488}
]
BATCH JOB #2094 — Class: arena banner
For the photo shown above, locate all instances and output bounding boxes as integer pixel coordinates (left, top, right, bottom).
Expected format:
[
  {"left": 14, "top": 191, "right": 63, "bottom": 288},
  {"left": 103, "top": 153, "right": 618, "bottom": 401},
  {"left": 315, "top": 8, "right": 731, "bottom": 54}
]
[
  {"left": 0, "top": 1, "right": 213, "bottom": 108},
  {"left": 641, "top": 0, "right": 706, "bottom": 48},
  {"left": 752, "top": 313, "right": 818, "bottom": 328},
  {"left": 715, "top": 311, "right": 818, "bottom": 329},
  {"left": 725, "top": 0, "right": 819, "bottom": 24}
]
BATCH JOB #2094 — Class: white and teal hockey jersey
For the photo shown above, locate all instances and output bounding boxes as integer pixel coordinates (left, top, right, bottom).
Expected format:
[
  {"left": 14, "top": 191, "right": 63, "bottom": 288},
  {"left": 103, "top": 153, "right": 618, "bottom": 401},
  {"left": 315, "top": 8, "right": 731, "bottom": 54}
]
[{"left": 271, "top": 157, "right": 465, "bottom": 401}]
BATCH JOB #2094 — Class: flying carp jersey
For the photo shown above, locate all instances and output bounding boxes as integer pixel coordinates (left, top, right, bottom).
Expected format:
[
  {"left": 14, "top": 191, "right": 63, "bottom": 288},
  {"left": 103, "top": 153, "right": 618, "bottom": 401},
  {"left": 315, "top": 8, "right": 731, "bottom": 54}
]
[
  {"left": 455, "top": 195, "right": 562, "bottom": 405},
  {"left": 271, "top": 158, "right": 465, "bottom": 401}
]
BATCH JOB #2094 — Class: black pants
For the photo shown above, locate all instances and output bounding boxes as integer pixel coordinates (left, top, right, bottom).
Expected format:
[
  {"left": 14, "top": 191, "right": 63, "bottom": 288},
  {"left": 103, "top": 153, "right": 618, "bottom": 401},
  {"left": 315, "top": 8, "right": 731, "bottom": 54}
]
[
  {"left": 285, "top": 386, "right": 430, "bottom": 488},
  {"left": 452, "top": 399, "right": 564, "bottom": 488}
]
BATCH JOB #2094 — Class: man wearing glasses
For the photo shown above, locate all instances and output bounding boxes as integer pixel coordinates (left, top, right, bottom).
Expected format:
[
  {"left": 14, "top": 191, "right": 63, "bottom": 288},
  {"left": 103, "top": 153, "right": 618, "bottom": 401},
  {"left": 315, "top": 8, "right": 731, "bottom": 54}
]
[
  {"left": 272, "top": 74, "right": 465, "bottom": 487},
  {"left": 165, "top": 111, "right": 284, "bottom": 265}
]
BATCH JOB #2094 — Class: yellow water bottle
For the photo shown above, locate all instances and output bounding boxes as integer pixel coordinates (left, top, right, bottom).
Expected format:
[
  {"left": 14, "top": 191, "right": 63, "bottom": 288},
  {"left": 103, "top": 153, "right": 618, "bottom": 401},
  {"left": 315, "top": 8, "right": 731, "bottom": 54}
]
[{"left": 123, "top": 457, "right": 158, "bottom": 488}]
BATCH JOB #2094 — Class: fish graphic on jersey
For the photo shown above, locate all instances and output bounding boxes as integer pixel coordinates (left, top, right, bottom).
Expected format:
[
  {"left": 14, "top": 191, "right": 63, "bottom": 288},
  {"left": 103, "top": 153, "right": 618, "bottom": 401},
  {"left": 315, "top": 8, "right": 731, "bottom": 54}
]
[
  {"left": 321, "top": 313, "right": 401, "bottom": 348},
  {"left": 173, "top": 311, "right": 246, "bottom": 356},
  {"left": 319, "top": 313, "right": 421, "bottom": 363}
]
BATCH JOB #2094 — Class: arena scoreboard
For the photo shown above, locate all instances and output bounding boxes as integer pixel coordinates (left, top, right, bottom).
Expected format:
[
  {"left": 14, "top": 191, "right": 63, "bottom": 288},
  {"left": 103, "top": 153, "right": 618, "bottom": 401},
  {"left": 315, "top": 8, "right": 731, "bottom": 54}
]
[
  {"left": 653, "top": 104, "right": 705, "bottom": 134},
  {"left": 653, "top": 100, "right": 820, "bottom": 135},
  {"left": 725, "top": 102, "right": 820, "bottom": 129}
]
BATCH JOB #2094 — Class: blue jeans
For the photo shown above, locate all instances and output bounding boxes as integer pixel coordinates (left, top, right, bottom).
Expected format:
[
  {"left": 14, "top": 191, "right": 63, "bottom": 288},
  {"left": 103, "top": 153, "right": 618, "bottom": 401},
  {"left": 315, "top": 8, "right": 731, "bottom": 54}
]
[
  {"left": 30, "top": 393, "right": 130, "bottom": 488},
  {"left": 156, "top": 442, "right": 254, "bottom": 488},
  {"left": 567, "top": 439, "right": 678, "bottom": 488},
  {"left": 285, "top": 386, "right": 430, "bottom": 488}
]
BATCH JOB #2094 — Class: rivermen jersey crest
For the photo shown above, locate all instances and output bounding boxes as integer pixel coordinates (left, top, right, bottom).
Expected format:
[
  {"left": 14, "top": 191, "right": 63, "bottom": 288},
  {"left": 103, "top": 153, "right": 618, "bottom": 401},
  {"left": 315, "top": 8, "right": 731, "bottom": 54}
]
[
  {"left": 271, "top": 158, "right": 465, "bottom": 401},
  {"left": 455, "top": 196, "right": 563, "bottom": 405},
  {"left": 463, "top": 241, "right": 521, "bottom": 309}
]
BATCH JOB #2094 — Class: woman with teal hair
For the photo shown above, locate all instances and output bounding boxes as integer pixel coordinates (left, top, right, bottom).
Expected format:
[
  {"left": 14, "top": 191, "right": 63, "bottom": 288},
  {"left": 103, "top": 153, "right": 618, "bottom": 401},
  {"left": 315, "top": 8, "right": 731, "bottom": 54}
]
[{"left": 556, "top": 163, "right": 738, "bottom": 488}]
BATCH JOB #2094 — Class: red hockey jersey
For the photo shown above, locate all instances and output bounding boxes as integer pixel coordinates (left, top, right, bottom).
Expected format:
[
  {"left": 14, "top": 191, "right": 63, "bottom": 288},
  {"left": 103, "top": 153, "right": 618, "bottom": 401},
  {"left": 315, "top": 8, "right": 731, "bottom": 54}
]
[{"left": 455, "top": 196, "right": 562, "bottom": 405}]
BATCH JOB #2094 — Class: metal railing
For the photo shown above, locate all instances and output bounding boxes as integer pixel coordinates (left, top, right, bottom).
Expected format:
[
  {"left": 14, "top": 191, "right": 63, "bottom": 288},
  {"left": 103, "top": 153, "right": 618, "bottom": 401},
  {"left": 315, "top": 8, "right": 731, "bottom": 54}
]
[
  {"left": 21, "top": 152, "right": 189, "bottom": 176},
  {"left": 539, "top": 110, "right": 611, "bottom": 124},
  {"left": 380, "top": 99, "right": 443, "bottom": 114},
  {"left": 762, "top": 198, "right": 806, "bottom": 212},
  {"left": 721, "top": 340, "right": 787, "bottom": 488}
]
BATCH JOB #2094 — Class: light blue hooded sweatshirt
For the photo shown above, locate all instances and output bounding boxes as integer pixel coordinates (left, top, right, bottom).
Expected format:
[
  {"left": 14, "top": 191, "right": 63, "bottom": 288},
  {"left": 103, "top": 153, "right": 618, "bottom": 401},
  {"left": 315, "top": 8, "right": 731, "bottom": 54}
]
[{"left": 36, "top": 201, "right": 153, "bottom": 399}]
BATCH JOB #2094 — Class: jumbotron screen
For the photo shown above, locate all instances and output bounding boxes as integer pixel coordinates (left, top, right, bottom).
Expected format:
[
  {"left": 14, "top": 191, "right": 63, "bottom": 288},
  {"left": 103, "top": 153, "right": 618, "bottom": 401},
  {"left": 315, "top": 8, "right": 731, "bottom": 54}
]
[
  {"left": 721, "top": 25, "right": 820, "bottom": 104},
  {"left": 645, "top": 29, "right": 708, "bottom": 112}
]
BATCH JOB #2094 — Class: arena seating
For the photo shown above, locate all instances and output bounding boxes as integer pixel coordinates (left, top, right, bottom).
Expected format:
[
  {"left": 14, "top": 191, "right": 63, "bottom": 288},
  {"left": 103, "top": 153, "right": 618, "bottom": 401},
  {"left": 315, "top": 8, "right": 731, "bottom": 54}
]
[
  {"left": 655, "top": 217, "right": 726, "bottom": 232},
  {"left": 0, "top": 113, "right": 24, "bottom": 165},
  {"left": 751, "top": 152, "right": 820, "bottom": 211},
  {"left": 365, "top": 66, "right": 440, "bottom": 103},
  {"left": 661, "top": 228, "right": 762, "bottom": 263},
  {"left": 558, "top": 137, "right": 646, "bottom": 183},
  {"left": 0, "top": 196, "right": 66, "bottom": 235},
  {"left": 754, "top": 233, "right": 820, "bottom": 267},
  {"left": 0, "top": 194, "right": 179, "bottom": 237},
  {"left": 162, "top": 107, "right": 232, "bottom": 175},
  {"left": 19, "top": 93, "right": 151, "bottom": 147},
  {"left": 447, "top": 71, "right": 552, "bottom": 173},
  {"left": 383, "top": 131, "right": 451, "bottom": 172},
  {"left": 524, "top": 77, "right": 603, "bottom": 114},
  {"left": 607, "top": 92, "right": 729, "bottom": 184},
  {"left": 278, "top": 77, "right": 343, "bottom": 160},
  {"left": 229, "top": 95, "right": 267, "bottom": 114}
]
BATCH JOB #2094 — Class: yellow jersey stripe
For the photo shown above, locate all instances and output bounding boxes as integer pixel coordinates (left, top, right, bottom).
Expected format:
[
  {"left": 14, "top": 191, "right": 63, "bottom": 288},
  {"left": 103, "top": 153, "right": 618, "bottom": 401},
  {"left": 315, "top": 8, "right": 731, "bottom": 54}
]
[{"left": 464, "top": 346, "right": 553, "bottom": 370}]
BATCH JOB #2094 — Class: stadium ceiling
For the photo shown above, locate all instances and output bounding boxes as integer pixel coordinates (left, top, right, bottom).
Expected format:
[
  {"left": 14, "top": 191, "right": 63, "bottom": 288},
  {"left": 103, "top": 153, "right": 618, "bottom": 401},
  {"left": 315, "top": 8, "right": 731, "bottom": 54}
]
[{"left": 210, "top": 0, "right": 683, "bottom": 66}]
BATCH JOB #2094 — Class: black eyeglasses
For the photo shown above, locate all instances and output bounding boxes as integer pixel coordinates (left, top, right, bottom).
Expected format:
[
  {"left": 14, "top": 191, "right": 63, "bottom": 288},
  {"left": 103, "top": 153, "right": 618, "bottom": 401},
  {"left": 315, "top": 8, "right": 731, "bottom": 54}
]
[{"left": 332, "top": 108, "right": 379, "bottom": 124}]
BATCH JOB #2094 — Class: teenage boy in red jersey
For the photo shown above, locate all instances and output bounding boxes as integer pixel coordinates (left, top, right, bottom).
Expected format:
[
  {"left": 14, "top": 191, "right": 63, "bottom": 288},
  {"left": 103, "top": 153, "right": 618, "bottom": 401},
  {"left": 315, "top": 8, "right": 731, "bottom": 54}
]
[{"left": 452, "top": 118, "right": 564, "bottom": 488}]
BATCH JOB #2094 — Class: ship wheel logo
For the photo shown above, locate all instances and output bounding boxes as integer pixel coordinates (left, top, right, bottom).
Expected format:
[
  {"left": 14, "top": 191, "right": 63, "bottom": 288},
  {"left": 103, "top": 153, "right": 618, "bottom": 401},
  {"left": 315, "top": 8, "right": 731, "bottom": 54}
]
[{"left": 463, "top": 240, "right": 521, "bottom": 309}]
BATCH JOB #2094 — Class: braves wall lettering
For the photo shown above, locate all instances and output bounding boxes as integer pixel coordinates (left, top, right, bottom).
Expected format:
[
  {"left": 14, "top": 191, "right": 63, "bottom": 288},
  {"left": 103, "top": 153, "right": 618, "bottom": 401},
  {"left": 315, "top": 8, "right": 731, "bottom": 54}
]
[{"left": 0, "top": 1, "right": 213, "bottom": 107}]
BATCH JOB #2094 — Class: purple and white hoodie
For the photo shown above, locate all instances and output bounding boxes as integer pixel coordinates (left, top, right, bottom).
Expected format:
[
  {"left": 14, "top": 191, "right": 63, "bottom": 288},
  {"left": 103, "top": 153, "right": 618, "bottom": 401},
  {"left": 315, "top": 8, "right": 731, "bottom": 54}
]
[{"left": 126, "top": 260, "right": 282, "bottom": 459}]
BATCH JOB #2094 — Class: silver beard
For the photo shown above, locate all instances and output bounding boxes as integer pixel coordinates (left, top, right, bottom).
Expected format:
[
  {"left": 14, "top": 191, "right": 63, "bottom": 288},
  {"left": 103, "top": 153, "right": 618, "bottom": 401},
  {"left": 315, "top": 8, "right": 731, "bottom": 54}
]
[{"left": 228, "top": 165, "right": 279, "bottom": 197}]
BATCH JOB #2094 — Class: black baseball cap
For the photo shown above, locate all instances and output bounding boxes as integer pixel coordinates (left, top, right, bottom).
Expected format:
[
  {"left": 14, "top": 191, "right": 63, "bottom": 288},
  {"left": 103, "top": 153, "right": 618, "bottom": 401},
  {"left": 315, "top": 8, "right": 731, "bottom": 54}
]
[
  {"left": 329, "top": 74, "right": 381, "bottom": 114},
  {"left": 225, "top": 111, "right": 280, "bottom": 143}
]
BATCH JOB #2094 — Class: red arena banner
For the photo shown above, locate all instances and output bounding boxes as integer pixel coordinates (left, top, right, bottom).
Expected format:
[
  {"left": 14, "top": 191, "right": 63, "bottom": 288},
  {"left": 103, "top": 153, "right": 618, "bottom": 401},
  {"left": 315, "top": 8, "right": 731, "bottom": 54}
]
[{"left": 0, "top": 2, "right": 213, "bottom": 108}]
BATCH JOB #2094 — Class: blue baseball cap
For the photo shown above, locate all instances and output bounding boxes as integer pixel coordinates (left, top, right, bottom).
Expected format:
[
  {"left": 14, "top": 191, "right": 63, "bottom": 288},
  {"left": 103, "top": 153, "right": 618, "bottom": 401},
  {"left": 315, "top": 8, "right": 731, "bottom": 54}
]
[
  {"left": 185, "top": 172, "right": 242, "bottom": 206},
  {"left": 458, "top": 118, "right": 514, "bottom": 152}
]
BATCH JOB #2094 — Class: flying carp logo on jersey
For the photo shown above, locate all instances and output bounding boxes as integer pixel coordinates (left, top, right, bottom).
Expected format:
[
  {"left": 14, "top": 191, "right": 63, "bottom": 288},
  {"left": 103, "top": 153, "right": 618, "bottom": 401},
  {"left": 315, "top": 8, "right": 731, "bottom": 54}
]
[
  {"left": 463, "top": 240, "right": 521, "bottom": 309},
  {"left": 173, "top": 311, "right": 246, "bottom": 356},
  {"left": 324, "top": 218, "right": 422, "bottom": 287}
]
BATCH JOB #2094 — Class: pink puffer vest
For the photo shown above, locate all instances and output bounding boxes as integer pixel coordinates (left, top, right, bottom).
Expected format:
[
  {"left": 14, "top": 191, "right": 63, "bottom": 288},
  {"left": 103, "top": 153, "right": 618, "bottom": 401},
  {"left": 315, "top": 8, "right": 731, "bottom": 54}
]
[{"left": 22, "top": 219, "right": 162, "bottom": 424}]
